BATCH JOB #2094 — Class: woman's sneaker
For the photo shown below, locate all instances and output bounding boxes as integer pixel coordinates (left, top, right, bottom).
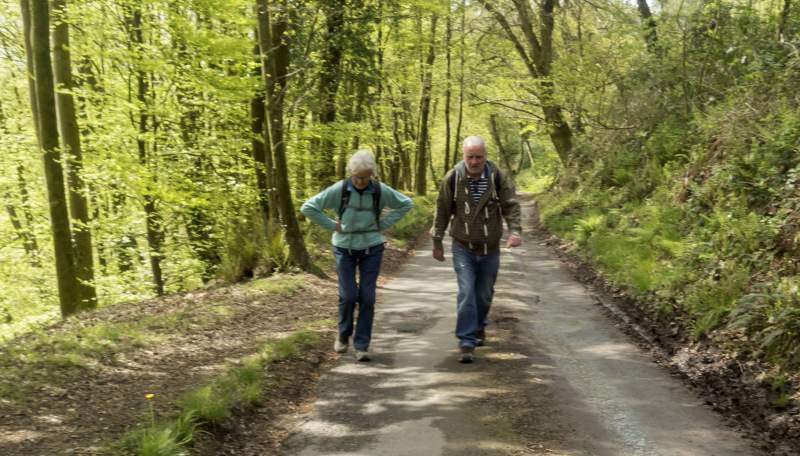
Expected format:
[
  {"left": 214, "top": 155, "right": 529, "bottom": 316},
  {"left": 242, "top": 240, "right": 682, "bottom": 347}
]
[
  {"left": 334, "top": 335, "right": 348, "bottom": 353},
  {"left": 356, "top": 349, "right": 371, "bottom": 362}
]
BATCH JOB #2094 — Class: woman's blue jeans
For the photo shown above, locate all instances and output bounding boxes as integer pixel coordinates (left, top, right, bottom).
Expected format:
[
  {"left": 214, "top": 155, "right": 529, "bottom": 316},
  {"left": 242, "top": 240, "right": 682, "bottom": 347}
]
[
  {"left": 333, "top": 243, "right": 384, "bottom": 350},
  {"left": 452, "top": 244, "right": 499, "bottom": 348}
]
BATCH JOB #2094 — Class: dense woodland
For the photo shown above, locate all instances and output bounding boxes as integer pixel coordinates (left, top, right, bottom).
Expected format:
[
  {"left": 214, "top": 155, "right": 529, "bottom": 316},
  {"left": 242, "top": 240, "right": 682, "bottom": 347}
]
[{"left": 1, "top": 0, "right": 799, "bottom": 407}]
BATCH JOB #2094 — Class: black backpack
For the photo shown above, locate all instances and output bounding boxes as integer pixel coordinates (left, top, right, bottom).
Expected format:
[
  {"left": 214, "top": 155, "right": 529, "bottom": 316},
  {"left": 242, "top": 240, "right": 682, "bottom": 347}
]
[{"left": 338, "top": 178, "right": 382, "bottom": 222}]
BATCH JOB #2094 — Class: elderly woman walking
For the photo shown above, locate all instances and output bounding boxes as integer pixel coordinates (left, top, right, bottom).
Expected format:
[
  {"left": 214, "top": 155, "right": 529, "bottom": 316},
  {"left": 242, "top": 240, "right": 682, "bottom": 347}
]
[{"left": 301, "top": 150, "right": 413, "bottom": 361}]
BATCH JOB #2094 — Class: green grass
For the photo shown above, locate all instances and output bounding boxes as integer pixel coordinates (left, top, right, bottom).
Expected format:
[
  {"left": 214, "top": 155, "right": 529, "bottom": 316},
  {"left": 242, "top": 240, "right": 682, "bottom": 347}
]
[
  {"left": 113, "top": 326, "right": 326, "bottom": 455},
  {"left": 117, "top": 410, "right": 199, "bottom": 456},
  {"left": 243, "top": 276, "right": 306, "bottom": 295}
]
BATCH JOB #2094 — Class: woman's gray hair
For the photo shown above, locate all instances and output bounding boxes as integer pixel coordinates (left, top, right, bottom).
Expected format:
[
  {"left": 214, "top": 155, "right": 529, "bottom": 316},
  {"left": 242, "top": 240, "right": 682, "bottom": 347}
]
[
  {"left": 346, "top": 149, "right": 379, "bottom": 176},
  {"left": 463, "top": 135, "right": 486, "bottom": 150}
]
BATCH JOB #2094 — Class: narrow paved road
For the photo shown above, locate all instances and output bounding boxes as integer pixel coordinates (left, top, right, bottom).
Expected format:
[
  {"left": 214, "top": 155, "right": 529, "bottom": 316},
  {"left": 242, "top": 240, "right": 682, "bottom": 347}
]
[{"left": 282, "top": 196, "right": 760, "bottom": 456}]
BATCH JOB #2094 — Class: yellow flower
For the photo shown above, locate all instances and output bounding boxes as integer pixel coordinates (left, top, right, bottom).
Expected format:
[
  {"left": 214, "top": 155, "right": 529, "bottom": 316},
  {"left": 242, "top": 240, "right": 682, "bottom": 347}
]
[{"left": 146, "top": 394, "right": 154, "bottom": 399}]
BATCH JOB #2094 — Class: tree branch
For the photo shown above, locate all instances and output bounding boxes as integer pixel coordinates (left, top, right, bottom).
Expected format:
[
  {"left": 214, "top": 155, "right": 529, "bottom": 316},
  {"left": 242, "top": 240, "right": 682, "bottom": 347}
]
[{"left": 476, "top": 0, "right": 539, "bottom": 79}]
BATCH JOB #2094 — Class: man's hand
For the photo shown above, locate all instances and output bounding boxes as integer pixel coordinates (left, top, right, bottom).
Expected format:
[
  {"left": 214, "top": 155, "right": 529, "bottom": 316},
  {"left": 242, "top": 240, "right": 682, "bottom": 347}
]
[
  {"left": 433, "top": 250, "right": 445, "bottom": 262},
  {"left": 506, "top": 233, "right": 522, "bottom": 248},
  {"left": 334, "top": 218, "right": 342, "bottom": 233}
]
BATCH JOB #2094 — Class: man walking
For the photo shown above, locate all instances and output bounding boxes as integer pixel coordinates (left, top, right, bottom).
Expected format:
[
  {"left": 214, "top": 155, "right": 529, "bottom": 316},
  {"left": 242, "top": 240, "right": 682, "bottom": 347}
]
[{"left": 431, "top": 136, "right": 523, "bottom": 363}]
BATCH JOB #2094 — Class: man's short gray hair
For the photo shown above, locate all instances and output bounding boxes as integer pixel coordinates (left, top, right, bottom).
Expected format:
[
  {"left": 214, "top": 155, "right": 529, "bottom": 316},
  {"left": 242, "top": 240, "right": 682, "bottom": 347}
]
[
  {"left": 346, "top": 149, "right": 379, "bottom": 176},
  {"left": 462, "top": 136, "right": 486, "bottom": 150}
]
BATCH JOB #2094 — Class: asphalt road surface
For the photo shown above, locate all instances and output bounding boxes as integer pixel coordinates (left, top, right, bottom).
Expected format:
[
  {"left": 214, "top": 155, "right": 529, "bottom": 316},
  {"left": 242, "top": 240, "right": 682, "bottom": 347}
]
[{"left": 281, "top": 197, "right": 760, "bottom": 456}]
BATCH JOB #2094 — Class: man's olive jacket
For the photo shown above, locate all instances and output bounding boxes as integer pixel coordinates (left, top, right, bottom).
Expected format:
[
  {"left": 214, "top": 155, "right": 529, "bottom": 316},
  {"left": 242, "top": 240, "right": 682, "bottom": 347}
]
[{"left": 431, "top": 159, "right": 522, "bottom": 255}]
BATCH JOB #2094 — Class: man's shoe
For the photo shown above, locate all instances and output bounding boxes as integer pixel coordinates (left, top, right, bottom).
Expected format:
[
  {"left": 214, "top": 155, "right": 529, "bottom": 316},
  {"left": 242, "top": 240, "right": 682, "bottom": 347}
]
[
  {"left": 459, "top": 346, "right": 474, "bottom": 363},
  {"left": 334, "top": 335, "right": 348, "bottom": 354},
  {"left": 356, "top": 349, "right": 371, "bottom": 362},
  {"left": 476, "top": 329, "right": 486, "bottom": 347}
]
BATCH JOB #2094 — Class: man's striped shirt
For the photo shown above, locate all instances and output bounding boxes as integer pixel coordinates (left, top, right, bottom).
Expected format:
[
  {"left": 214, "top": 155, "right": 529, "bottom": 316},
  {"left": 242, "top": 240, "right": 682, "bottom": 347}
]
[{"left": 467, "top": 174, "right": 489, "bottom": 205}]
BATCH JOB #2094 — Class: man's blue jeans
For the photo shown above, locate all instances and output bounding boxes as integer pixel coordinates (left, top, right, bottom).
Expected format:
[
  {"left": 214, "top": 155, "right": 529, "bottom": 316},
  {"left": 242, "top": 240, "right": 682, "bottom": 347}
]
[
  {"left": 334, "top": 243, "right": 384, "bottom": 351},
  {"left": 452, "top": 244, "right": 499, "bottom": 348}
]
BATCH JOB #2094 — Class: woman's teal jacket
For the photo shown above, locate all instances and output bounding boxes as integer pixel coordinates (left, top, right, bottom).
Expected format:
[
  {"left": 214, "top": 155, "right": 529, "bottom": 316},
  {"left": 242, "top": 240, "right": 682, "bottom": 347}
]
[{"left": 301, "top": 179, "right": 413, "bottom": 251}]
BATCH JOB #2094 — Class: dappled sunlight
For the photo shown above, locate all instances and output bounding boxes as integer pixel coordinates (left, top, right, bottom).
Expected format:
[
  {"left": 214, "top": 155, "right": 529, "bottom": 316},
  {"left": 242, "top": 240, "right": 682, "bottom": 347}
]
[
  {"left": 36, "top": 414, "right": 64, "bottom": 425},
  {"left": 0, "top": 429, "right": 46, "bottom": 445},
  {"left": 579, "top": 341, "right": 637, "bottom": 358},
  {"left": 290, "top": 419, "right": 352, "bottom": 438},
  {"left": 482, "top": 351, "right": 529, "bottom": 360}
]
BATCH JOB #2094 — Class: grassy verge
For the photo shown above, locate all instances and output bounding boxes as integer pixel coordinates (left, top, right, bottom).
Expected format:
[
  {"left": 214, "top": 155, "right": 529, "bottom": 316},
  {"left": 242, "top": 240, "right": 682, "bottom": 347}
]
[
  {"left": 110, "top": 325, "right": 327, "bottom": 456},
  {"left": 534, "top": 172, "right": 800, "bottom": 404}
]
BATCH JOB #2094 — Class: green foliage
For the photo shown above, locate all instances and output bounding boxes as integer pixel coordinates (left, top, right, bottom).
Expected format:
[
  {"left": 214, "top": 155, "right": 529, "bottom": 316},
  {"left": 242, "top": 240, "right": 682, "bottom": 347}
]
[
  {"left": 728, "top": 284, "right": 800, "bottom": 371},
  {"left": 387, "top": 194, "right": 436, "bottom": 243},
  {"left": 683, "top": 268, "right": 749, "bottom": 340},
  {"left": 537, "top": 0, "right": 800, "bottom": 368},
  {"left": 219, "top": 216, "right": 293, "bottom": 284}
]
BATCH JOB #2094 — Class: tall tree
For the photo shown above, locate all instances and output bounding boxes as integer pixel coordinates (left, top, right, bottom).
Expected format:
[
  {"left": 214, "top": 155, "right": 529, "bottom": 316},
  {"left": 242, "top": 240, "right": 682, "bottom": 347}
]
[
  {"left": 315, "top": 0, "right": 346, "bottom": 189},
  {"left": 443, "top": 15, "right": 453, "bottom": 175},
  {"left": 26, "top": 0, "right": 82, "bottom": 316},
  {"left": 452, "top": 0, "right": 466, "bottom": 169},
  {"left": 256, "top": 0, "right": 317, "bottom": 273},
  {"left": 127, "top": 2, "right": 165, "bottom": 295},
  {"left": 52, "top": 0, "right": 97, "bottom": 308},
  {"left": 478, "top": 0, "right": 573, "bottom": 165},
  {"left": 0, "top": 96, "right": 40, "bottom": 265},
  {"left": 3, "top": 164, "right": 40, "bottom": 266},
  {"left": 414, "top": 14, "right": 437, "bottom": 195},
  {"left": 250, "top": 51, "right": 272, "bottom": 226},
  {"left": 636, "top": 0, "right": 659, "bottom": 55},
  {"left": 489, "top": 113, "right": 511, "bottom": 170}
]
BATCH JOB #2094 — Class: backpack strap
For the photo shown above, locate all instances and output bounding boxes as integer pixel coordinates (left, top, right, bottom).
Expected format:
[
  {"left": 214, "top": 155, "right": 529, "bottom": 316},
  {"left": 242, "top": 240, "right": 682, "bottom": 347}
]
[
  {"left": 338, "top": 178, "right": 351, "bottom": 217},
  {"left": 448, "top": 165, "right": 501, "bottom": 212},
  {"left": 338, "top": 178, "right": 382, "bottom": 229},
  {"left": 371, "top": 179, "right": 382, "bottom": 224}
]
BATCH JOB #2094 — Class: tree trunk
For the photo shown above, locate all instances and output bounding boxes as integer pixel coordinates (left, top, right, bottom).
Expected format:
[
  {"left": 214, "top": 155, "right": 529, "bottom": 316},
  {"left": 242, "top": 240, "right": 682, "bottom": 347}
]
[
  {"left": 52, "top": 0, "right": 97, "bottom": 309},
  {"left": 128, "top": 4, "right": 165, "bottom": 295},
  {"left": 479, "top": 0, "right": 573, "bottom": 165},
  {"left": 401, "top": 104, "right": 414, "bottom": 189},
  {"left": 294, "top": 112, "right": 308, "bottom": 200},
  {"left": 453, "top": 0, "right": 466, "bottom": 169},
  {"left": 516, "top": 134, "right": 526, "bottom": 173},
  {"left": 489, "top": 114, "right": 510, "bottom": 171},
  {"left": 4, "top": 171, "right": 40, "bottom": 266},
  {"left": 19, "top": 0, "right": 40, "bottom": 144},
  {"left": 1, "top": 98, "right": 40, "bottom": 265},
  {"left": 443, "top": 15, "right": 452, "bottom": 176},
  {"left": 250, "top": 88, "right": 271, "bottom": 226},
  {"left": 636, "top": 0, "right": 660, "bottom": 55},
  {"left": 315, "top": 0, "right": 345, "bottom": 190},
  {"left": 414, "top": 14, "right": 437, "bottom": 196},
  {"left": 375, "top": 10, "right": 386, "bottom": 181},
  {"left": 778, "top": 0, "right": 791, "bottom": 41},
  {"left": 256, "top": 0, "right": 318, "bottom": 274},
  {"left": 28, "top": 0, "right": 81, "bottom": 317},
  {"left": 4, "top": 201, "right": 32, "bottom": 259},
  {"left": 390, "top": 107, "right": 403, "bottom": 189}
]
